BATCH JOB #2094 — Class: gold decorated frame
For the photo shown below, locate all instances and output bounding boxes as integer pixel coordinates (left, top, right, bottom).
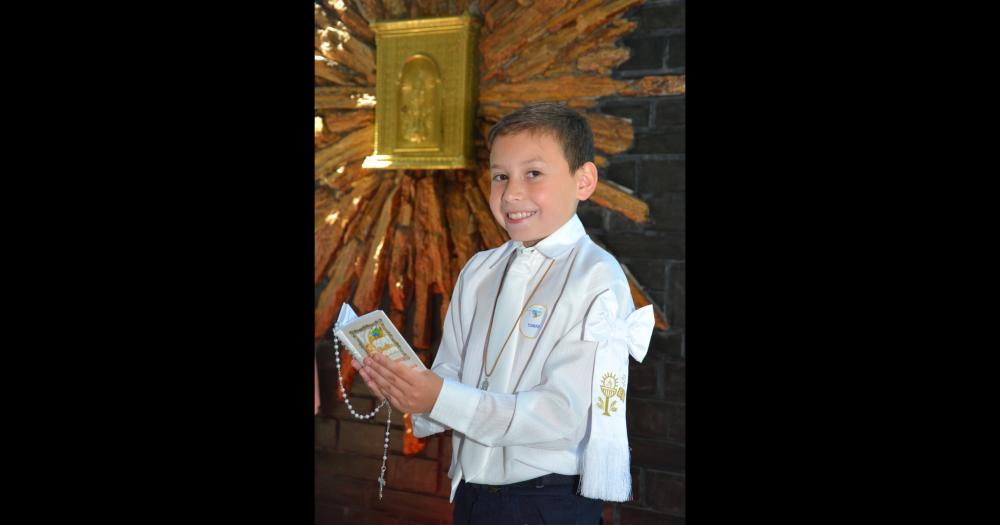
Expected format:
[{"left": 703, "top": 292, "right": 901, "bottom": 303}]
[{"left": 363, "top": 14, "right": 479, "bottom": 170}]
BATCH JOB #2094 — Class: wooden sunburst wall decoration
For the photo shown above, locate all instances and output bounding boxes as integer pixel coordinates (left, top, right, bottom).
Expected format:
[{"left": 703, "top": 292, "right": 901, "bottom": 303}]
[{"left": 315, "top": 0, "right": 684, "bottom": 455}]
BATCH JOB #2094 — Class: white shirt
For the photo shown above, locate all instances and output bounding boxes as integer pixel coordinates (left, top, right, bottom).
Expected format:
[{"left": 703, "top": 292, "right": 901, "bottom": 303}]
[{"left": 412, "top": 214, "right": 636, "bottom": 502}]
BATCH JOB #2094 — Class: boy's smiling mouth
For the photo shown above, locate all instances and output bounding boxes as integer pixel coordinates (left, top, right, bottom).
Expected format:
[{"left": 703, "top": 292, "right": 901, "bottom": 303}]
[{"left": 506, "top": 210, "right": 537, "bottom": 222}]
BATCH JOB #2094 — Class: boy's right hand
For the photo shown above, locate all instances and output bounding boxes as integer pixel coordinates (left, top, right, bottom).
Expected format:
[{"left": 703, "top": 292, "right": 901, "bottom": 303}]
[
  {"left": 361, "top": 353, "right": 442, "bottom": 414},
  {"left": 350, "top": 357, "right": 388, "bottom": 402}
]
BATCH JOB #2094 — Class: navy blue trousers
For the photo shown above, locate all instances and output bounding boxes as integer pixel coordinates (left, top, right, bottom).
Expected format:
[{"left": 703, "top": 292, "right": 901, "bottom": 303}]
[{"left": 453, "top": 479, "right": 604, "bottom": 525}]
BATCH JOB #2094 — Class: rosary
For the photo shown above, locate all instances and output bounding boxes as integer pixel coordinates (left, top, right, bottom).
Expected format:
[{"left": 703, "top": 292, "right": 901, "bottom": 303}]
[{"left": 332, "top": 322, "right": 392, "bottom": 501}]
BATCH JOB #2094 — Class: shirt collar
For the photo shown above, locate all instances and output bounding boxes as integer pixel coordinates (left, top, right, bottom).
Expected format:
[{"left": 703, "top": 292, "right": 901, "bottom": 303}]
[{"left": 513, "top": 214, "right": 586, "bottom": 260}]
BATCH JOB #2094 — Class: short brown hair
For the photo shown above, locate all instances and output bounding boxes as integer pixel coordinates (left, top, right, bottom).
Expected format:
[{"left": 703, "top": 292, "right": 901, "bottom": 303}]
[{"left": 487, "top": 102, "right": 595, "bottom": 173}]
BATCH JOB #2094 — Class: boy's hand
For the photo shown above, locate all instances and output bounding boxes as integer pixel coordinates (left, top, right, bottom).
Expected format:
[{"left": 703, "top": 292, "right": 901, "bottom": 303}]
[
  {"left": 348, "top": 354, "right": 393, "bottom": 402},
  {"left": 359, "top": 352, "right": 443, "bottom": 414}
]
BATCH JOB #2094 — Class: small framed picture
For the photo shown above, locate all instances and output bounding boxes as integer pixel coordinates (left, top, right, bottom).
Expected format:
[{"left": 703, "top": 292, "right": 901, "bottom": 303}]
[{"left": 334, "top": 309, "right": 425, "bottom": 370}]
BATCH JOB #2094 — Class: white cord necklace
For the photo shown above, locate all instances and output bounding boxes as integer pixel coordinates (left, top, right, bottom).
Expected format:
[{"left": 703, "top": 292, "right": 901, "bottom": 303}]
[{"left": 332, "top": 322, "right": 392, "bottom": 501}]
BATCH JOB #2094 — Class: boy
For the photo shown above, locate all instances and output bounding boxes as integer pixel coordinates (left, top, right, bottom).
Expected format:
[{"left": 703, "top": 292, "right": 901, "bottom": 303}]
[{"left": 356, "top": 103, "right": 654, "bottom": 524}]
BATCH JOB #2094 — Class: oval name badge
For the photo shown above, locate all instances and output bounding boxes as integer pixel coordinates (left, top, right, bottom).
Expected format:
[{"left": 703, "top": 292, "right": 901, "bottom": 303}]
[{"left": 519, "top": 304, "right": 547, "bottom": 338}]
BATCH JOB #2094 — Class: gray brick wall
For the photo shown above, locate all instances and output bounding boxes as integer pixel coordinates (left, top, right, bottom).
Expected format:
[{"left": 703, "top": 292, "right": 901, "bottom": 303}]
[{"left": 581, "top": 0, "right": 686, "bottom": 522}]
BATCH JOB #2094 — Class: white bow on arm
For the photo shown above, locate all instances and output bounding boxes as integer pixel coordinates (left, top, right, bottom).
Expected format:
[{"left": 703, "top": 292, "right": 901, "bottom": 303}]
[
  {"left": 578, "top": 290, "right": 656, "bottom": 502},
  {"left": 583, "top": 291, "right": 655, "bottom": 362}
]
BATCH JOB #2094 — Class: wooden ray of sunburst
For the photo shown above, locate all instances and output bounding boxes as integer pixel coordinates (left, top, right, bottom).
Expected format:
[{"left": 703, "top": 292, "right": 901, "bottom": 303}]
[{"left": 315, "top": 0, "right": 683, "bottom": 456}]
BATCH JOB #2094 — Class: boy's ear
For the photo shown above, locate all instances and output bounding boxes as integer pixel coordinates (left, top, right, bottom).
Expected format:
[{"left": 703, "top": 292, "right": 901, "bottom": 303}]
[{"left": 575, "top": 161, "right": 598, "bottom": 201}]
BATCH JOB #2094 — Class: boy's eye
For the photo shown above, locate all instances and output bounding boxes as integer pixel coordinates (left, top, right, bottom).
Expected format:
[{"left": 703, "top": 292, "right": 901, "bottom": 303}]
[
  {"left": 527, "top": 170, "right": 541, "bottom": 178},
  {"left": 492, "top": 173, "right": 507, "bottom": 182}
]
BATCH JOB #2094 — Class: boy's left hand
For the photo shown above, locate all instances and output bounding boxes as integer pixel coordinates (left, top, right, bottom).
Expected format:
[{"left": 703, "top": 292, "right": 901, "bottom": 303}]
[{"left": 359, "top": 352, "right": 443, "bottom": 414}]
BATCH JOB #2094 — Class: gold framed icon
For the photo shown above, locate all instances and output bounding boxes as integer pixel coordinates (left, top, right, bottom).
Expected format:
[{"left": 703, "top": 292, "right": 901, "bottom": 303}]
[{"left": 363, "top": 14, "right": 480, "bottom": 170}]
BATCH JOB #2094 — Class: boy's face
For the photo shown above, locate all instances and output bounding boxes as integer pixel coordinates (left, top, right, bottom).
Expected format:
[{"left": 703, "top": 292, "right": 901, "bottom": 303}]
[{"left": 489, "top": 131, "right": 596, "bottom": 246}]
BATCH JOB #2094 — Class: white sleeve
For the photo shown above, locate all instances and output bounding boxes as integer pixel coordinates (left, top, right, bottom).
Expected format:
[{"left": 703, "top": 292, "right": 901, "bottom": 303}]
[{"left": 411, "top": 255, "right": 472, "bottom": 438}]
